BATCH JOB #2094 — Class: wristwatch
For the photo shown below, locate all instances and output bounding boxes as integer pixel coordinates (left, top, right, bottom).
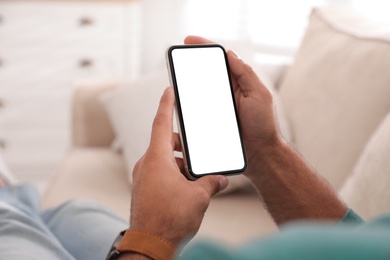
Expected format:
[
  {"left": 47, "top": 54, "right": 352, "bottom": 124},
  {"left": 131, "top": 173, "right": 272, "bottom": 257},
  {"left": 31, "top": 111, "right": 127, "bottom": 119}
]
[
  {"left": 106, "top": 230, "right": 126, "bottom": 260},
  {"left": 106, "top": 229, "right": 176, "bottom": 260}
]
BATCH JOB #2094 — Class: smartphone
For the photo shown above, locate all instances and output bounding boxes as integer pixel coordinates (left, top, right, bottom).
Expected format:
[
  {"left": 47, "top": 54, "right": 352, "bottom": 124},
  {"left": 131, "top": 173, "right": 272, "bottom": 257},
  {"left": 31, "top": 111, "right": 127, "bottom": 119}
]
[{"left": 166, "top": 44, "right": 247, "bottom": 179}]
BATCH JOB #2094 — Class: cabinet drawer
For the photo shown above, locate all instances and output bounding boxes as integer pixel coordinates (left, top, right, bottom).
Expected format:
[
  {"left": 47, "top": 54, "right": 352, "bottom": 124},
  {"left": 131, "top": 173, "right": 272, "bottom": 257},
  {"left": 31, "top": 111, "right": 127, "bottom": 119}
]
[
  {"left": 0, "top": 88, "right": 71, "bottom": 128},
  {"left": 0, "top": 130, "right": 69, "bottom": 169},
  {"left": 0, "top": 0, "right": 137, "bottom": 179},
  {"left": 0, "top": 85, "right": 71, "bottom": 176},
  {"left": 0, "top": 48, "right": 125, "bottom": 94},
  {"left": 0, "top": 1, "right": 125, "bottom": 44}
]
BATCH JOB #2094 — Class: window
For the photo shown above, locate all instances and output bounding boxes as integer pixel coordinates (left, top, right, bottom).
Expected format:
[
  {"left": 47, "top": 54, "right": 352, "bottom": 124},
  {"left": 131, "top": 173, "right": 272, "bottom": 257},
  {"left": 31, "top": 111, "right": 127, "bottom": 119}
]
[
  {"left": 180, "top": 0, "right": 390, "bottom": 62},
  {"left": 181, "top": 0, "right": 324, "bottom": 55}
]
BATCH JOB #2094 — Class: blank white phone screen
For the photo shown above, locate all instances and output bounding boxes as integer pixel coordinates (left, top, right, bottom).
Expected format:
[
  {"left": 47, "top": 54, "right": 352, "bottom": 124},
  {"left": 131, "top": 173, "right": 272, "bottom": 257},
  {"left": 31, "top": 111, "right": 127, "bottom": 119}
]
[{"left": 171, "top": 46, "right": 245, "bottom": 176}]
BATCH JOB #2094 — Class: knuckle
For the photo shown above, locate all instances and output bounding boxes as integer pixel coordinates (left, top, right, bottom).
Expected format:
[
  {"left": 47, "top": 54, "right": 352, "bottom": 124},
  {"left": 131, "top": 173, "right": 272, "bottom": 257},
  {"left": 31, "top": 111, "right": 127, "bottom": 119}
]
[
  {"left": 197, "top": 186, "right": 210, "bottom": 202},
  {"left": 143, "top": 149, "right": 157, "bottom": 161},
  {"left": 152, "top": 114, "right": 164, "bottom": 128},
  {"left": 207, "top": 177, "right": 219, "bottom": 194},
  {"left": 197, "top": 177, "right": 219, "bottom": 199},
  {"left": 242, "top": 62, "right": 257, "bottom": 77},
  {"left": 243, "top": 62, "right": 254, "bottom": 73}
]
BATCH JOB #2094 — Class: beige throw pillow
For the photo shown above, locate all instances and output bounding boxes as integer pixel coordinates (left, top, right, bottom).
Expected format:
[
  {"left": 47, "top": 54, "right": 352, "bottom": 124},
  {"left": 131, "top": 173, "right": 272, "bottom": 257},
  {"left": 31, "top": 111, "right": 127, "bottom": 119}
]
[
  {"left": 279, "top": 7, "right": 390, "bottom": 190},
  {"left": 339, "top": 112, "right": 390, "bottom": 220}
]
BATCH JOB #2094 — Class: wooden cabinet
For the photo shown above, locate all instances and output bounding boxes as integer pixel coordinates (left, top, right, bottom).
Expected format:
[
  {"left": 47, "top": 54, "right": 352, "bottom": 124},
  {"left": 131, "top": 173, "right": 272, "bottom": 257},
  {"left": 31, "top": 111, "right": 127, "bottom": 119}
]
[{"left": 0, "top": 0, "right": 140, "bottom": 180}]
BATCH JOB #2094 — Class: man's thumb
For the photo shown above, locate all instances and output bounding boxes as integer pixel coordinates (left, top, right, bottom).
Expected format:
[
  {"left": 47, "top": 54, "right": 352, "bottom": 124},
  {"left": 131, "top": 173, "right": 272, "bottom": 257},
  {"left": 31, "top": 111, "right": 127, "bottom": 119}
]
[{"left": 198, "top": 175, "right": 229, "bottom": 197}]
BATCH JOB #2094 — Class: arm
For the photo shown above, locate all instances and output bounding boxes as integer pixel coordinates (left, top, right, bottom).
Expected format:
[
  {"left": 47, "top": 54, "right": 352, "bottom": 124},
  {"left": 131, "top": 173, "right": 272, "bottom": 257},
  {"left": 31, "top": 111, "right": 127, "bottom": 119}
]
[
  {"left": 117, "top": 36, "right": 347, "bottom": 259},
  {"left": 185, "top": 36, "right": 348, "bottom": 225},
  {"left": 232, "top": 56, "right": 348, "bottom": 224},
  {"left": 249, "top": 138, "right": 347, "bottom": 224}
]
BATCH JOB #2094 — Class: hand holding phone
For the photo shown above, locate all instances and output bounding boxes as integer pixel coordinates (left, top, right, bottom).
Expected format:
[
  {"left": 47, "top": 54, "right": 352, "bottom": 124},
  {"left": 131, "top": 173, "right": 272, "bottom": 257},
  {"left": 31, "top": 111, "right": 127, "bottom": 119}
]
[{"left": 166, "top": 44, "right": 247, "bottom": 179}]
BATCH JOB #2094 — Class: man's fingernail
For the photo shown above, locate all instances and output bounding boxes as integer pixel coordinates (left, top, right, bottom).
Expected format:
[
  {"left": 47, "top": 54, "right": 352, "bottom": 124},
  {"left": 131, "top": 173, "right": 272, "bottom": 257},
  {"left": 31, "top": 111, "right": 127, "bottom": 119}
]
[{"left": 219, "top": 177, "right": 229, "bottom": 191}]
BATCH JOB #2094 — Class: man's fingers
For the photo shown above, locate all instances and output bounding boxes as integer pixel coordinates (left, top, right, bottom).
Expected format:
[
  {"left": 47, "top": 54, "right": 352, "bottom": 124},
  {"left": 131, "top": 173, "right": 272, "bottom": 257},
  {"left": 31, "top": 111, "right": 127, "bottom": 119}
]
[
  {"left": 173, "top": 133, "right": 182, "bottom": 152},
  {"left": 150, "top": 87, "right": 175, "bottom": 150},
  {"left": 227, "top": 50, "right": 265, "bottom": 94},
  {"left": 197, "top": 175, "right": 229, "bottom": 197},
  {"left": 184, "top": 35, "right": 215, "bottom": 45},
  {"left": 185, "top": 36, "right": 266, "bottom": 96},
  {"left": 175, "top": 157, "right": 185, "bottom": 173}
]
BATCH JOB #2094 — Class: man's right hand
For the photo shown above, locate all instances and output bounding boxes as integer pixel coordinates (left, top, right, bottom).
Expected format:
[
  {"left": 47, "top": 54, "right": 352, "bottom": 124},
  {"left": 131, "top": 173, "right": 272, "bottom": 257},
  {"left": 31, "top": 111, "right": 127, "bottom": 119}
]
[
  {"left": 185, "top": 36, "right": 348, "bottom": 224},
  {"left": 184, "top": 36, "right": 282, "bottom": 180}
]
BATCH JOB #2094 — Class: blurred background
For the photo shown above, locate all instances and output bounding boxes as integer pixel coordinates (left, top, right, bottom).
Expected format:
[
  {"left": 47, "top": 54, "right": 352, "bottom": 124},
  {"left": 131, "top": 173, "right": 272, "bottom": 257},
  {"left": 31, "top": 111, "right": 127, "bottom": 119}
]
[{"left": 0, "top": 0, "right": 388, "bottom": 189}]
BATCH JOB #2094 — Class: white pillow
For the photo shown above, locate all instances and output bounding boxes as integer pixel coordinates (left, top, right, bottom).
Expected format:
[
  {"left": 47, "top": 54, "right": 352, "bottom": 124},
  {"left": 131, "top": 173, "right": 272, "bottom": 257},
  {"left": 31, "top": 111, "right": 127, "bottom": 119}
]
[
  {"left": 101, "top": 65, "right": 291, "bottom": 192},
  {"left": 101, "top": 69, "right": 170, "bottom": 184},
  {"left": 339, "top": 112, "right": 390, "bottom": 220}
]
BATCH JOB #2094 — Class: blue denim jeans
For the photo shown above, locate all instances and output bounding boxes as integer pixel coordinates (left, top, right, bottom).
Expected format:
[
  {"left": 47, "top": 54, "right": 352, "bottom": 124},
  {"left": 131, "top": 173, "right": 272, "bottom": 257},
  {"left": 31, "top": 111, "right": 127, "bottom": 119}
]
[{"left": 0, "top": 184, "right": 128, "bottom": 260}]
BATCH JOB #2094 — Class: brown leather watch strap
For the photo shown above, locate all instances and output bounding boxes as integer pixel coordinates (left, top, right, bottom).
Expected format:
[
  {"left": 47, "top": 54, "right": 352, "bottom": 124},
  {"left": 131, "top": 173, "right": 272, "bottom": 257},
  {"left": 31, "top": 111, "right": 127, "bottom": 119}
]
[{"left": 117, "top": 230, "right": 176, "bottom": 260}]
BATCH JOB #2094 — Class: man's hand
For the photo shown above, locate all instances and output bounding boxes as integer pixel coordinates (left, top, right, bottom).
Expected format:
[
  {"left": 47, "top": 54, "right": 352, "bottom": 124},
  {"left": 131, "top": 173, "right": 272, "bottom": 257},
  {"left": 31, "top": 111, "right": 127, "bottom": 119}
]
[
  {"left": 184, "top": 36, "right": 281, "bottom": 180},
  {"left": 184, "top": 36, "right": 347, "bottom": 224},
  {"left": 130, "top": 87, "right": 228, "bottom": 248}
]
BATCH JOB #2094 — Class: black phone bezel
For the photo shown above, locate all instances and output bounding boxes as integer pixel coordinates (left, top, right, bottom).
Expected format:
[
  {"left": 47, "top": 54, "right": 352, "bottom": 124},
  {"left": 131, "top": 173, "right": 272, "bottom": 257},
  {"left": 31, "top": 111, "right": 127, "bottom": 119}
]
[{"left": 166, "top": 44, "right": 247, "bottom": 179}]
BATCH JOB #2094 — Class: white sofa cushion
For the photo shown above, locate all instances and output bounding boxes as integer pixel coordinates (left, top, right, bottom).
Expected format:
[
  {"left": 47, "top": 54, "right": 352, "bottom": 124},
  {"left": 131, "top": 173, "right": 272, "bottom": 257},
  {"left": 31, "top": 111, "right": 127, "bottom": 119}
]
[
  {"left": 101, "top": 63, "right": 291, "bottom": 192},
  {"left": 339, "top": 112, "right": 390, "bottom": 220},
  {"left": 101, "top": 69, "right": 169, "bottom": 183},
  {"left": 41, "top": 148, "right": 130, "bottom": 217},
  {"left": 279, "top": 7, "right": 390, "bottom": 190}
]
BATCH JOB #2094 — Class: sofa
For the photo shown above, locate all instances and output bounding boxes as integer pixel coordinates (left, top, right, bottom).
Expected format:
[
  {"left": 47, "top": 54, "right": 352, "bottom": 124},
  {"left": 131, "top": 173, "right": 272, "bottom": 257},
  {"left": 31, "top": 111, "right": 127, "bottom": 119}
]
[
  {"left": 40, "top": 76, "right": 278, "bottom": 246},
  {"left": 41, "top": 7, "right": 390, "bottom": 246}
]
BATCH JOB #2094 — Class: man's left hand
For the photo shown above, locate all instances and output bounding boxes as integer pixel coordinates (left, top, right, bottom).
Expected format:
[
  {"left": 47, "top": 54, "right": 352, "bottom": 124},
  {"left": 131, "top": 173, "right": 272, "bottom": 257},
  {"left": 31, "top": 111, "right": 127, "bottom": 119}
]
[{"left": 130, "top": 87, "right": 229, "bottom": 248}]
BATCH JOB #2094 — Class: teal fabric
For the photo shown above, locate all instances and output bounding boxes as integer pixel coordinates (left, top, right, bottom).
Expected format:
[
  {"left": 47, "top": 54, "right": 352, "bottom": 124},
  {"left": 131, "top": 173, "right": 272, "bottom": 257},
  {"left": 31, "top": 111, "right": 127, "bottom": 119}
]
[
  {"left": 339, "top": 208, "right": 365, "bottom": 224},
  {"left": 180, "top": 209, "right": 390, "bottom": 260}
]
